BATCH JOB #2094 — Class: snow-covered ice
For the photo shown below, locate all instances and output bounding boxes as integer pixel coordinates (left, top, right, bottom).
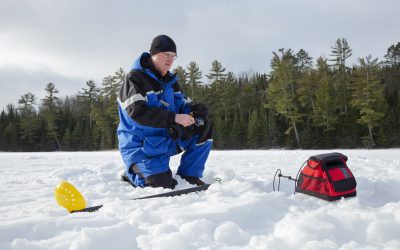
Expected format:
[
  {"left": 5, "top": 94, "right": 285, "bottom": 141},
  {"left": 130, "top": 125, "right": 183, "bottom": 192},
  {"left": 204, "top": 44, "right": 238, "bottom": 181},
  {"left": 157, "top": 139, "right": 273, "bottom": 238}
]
[{"left": 1, "top": 149, "right": 400, "bottom": 250}]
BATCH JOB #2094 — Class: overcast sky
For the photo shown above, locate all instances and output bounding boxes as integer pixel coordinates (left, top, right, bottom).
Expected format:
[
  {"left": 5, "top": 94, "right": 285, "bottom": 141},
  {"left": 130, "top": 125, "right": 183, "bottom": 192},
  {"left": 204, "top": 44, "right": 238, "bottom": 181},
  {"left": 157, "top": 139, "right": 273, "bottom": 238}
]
[{"left": 0, "top": 0, "right": 398, "bottom": 110}]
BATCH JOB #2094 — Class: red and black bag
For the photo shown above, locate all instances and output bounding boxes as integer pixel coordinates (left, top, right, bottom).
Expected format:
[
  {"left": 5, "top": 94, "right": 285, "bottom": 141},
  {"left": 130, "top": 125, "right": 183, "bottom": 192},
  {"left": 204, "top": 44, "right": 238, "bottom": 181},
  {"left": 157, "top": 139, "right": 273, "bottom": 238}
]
[{"left": 295, "top": 152, "right": 357, "bottom": 201}]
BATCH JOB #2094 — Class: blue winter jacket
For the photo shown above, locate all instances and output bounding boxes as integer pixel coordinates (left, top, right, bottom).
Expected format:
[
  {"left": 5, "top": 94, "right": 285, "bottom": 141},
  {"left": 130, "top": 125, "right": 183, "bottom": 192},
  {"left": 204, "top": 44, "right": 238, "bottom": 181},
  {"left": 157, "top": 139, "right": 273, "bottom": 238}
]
[{"left": 117, "top": 52, "right": 191, "bottom": 184}]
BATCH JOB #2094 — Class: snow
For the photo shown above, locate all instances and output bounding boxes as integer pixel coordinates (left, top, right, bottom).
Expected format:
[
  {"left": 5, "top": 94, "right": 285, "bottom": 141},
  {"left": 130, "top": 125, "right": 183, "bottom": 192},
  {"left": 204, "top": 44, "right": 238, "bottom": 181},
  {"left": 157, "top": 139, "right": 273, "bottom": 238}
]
[{"left": 1, "top": 149, "right": 400, "bottom": 250}]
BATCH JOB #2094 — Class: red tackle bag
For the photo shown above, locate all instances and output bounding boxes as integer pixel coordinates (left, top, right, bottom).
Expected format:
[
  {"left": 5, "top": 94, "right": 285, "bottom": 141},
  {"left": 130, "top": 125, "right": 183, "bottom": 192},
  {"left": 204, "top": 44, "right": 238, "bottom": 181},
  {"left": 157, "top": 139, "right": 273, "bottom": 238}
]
[{"left": 295, "top": 152, "right": 357, "bottom": 201}]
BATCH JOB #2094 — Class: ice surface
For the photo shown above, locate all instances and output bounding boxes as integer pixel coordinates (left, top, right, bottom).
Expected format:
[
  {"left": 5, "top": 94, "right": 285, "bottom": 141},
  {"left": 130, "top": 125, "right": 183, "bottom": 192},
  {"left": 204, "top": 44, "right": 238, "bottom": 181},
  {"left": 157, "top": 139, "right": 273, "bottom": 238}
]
[{"left": 0, "top": 149, "right": 399, "bottom": 249}]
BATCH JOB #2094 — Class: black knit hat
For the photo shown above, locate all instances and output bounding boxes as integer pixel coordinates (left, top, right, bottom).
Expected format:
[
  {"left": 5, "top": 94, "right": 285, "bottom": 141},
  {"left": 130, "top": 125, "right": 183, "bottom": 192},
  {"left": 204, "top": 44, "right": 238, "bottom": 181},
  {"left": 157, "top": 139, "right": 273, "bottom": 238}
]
[{"left": 149, "top": 35, "right": 177, "bottom": 55}]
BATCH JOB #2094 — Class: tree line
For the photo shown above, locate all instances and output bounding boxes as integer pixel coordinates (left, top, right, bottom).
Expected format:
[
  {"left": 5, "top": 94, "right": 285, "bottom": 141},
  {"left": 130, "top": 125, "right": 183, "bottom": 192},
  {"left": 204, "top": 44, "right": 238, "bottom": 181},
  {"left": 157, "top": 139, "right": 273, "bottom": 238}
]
[{"left": 1, "top": 39, "right": 399, "bottom": 151}]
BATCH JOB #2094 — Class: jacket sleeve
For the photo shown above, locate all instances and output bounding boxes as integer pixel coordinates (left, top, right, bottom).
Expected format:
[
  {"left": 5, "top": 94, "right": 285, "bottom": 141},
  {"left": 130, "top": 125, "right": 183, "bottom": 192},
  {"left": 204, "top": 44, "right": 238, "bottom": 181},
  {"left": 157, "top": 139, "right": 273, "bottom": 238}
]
[{"left": 118, "top": 72, "right": 176, "bottom": 128}]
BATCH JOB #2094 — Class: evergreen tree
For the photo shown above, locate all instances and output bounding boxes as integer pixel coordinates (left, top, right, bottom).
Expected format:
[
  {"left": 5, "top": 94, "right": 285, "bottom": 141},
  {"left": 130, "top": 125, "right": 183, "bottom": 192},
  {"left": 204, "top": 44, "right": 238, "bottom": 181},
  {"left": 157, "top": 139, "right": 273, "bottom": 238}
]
[
  {"left": 62, "top": 127, "right": 73, "bottom": 150},
  {"left": 311, "top": 57, "right": 338, "bottom": 131},
  {"left": 41, "top": 82, "right": 62, "bottom": 150},
  {"left": 329, "top": 38, "right": 353, "bottom": 114},
  {"left": 78, "top": 80, "right": 102, "bottom": 149},
  {"left": 18, "top": 92, "right": 39, "bottom": 148},
  {"left": 247, "top": 109, "right": 261, "bottom": 148},
  {"left": 296, "top": 49, "right": 315, "bottom": 112},
  {"left": 383, "top": 42, "right": 400, "bottom": 112},
  {"left": 351, "top": 55, "right": 386, "bottom": 147},
  {"left": 206, "top": 60, "right": 227, "bottom": 83},
  {"left": 186, "top": 61, "right": 203, "bottom": 101},
  {"left": 58, "top": 96, "right": 76, "bottom": 150},
  {"left": 102, "top": 68, "right": 125, "bottom": 111},
  {"left": 382, "top": 42, "right": 400, "bottom": 145},
  {"left": 220, "top": 72, "right": 237, "bottom": 119},
  {"left": 228, "top": 111, "right": 242, "bottom": 148},
  {"left": 0, "top": 109, "right": 6, "bottom": 149},
  {"left": 99, "top": 69, "right": 125, "bottom": 148},
  {"left": 1, "top": 105, "right": 20, "bottom": 151},
  {"left": 267, "top": 49, "right": 302, "bottom": 148},
  {"left": 262, "top": 101, "right": 274, "bottom": 147},
  {"left": 77, "top": 80, "right": 100, "bottom": 129},
  {"left": 295, "top": 49, "right": 313, "bottom": 76},
  {"left": 206, "top": 60, "right": 227, "bottom": 115},
  {"left": 174, "top": 65, "right": 186, "bottom": 83},
  {"left": 213, "top": 115, "right": 227, "bottom": 148},
  {"left": 297, "top": 74, "right": 317, "bottom": 113},
  {"left": 174, "top": 66, "right": 188, "bottom": 93},
  {"left": 384, "top": 42, "right": 400, "bottom": 67}
]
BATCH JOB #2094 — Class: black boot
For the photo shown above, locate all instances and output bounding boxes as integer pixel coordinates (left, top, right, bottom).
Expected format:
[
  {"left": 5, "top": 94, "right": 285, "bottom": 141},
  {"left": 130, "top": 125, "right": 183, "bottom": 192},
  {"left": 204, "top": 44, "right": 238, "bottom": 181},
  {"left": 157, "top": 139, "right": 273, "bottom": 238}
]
[
  {"left": 120, "top": 172, "right": 137, "bottom": 188},
  {"left": 120, "top": 173, "right": 130, "bottom": 182},
  {"left": 178, "top": 175, "right": 206, "bottom": 186},
  {"left": 145, "top": 169, "right": 178, "bottom": 189}
]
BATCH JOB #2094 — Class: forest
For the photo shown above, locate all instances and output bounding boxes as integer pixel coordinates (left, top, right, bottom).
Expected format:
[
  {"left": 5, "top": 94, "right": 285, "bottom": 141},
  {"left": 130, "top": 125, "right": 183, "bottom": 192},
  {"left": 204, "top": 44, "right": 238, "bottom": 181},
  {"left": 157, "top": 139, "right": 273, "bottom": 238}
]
[{"left": 1, "top": 39, "right": 399, "bottom": 151}]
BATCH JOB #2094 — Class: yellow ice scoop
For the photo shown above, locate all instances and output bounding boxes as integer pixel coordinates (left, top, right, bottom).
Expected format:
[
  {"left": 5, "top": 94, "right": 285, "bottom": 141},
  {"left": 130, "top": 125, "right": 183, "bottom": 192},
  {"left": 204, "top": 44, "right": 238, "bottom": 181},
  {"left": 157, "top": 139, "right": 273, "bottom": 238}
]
[{"left": 54, "top": 180, "right": 102, "bottom": 213}]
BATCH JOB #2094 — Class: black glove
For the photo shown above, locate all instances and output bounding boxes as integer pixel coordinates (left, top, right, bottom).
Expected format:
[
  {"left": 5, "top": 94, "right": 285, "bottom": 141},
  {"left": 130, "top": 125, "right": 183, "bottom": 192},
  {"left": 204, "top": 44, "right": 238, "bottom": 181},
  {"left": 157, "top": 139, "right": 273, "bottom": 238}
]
[
  {"left": 195, "top": 119, "right": 213, "bottom": 144},
  {"left": 168, "top": 124, "right": 183, "bottom": 141},
  {"left": 190, "top": 103, "right": 209, "bottom": 121}
]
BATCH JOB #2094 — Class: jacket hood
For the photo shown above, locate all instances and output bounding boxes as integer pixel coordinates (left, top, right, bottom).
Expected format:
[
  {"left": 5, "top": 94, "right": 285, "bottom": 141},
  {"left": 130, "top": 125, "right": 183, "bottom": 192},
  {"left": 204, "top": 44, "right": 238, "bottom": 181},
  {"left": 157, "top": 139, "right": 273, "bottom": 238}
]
[{"left": 131, "top": 52, "right": 150, "bottom": 71}]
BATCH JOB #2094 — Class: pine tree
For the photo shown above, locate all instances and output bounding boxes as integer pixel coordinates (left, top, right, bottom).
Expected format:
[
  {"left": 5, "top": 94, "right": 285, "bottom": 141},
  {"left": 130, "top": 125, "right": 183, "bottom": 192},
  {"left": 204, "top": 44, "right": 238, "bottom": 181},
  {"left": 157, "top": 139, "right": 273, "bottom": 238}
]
[
  {"left": 351, "top": 55, "right": 386, "bottom": 147},
  {"left": 262, "top": 101, "right": 274, "bottom": 147},
  {"left": 174, "top": 65, "right": 186, "bottom": 83},
  {"left": 18, "top": 92, "right": 39, "bottom": 148},
  {"left": 1, "top": 105, "right": 20, "bottom": 151},
  {"left": 298, "top": 74, "right": 317, "bottom": 113},
  {"left": 206, "top": 60, "right": 227, "bottom": 115},
  {"left": 42, "top": 82, "right": 62, "bottom": 150},
  {"left": 62, "top": 127, "right": 72, "bottom": 150},
  {"left": 267, "top": 49, "right": 302, "bottom": 148},
  {"left": 382, "top": 42, "right": 400, "bottom": 145},
  {"left": 312, "top": 57, "right": 338, "bottom": 131},
  {"left": 0, "top": 109, "right": 6, "bottom": 150},
  {"left": 101, "top": 68, "right": 126, "bottom": 148},
  {"left": 219, "top": 72, "right": 236, "bottom": 119},
  {"left": 77, "top": 80, "right": 100, "bottom": 129},
  {"left": 384, "top": 42, "right": 400, "bottom": 67},
  {"left": 329, "top": 38, "right": 353, "bottom": 114},
  {"left": 186, "top": 61, "right": 203, "bottom": 101},
  {"left": 296, "top": 49, "right": 316, "bottom": 112},
  {"left": 102, "top": 68, "right": 125, "bottom": 110},
  {"left": 228, "top": 111, "right": 241, "bottom": 148},
  {"left": 174, "top": 66, "right": 188, "bottom": 94},
  {"left": 295, "top": 49, "right": 313, "bottom": 76},
  {"left": 58, "top": 96, "right": 76, "bottom": 150},
  {"left": 383, "top": 43, "right": 400, "bottom": 113},
  {"left": 213, "top": 115, "right": 226, "bottom": 148},
  {"left": 206, "top": 60, "right": 226, "bottom": 83},
  {"left": 247, "top": 109, "right": 261, "bottom": 148}
]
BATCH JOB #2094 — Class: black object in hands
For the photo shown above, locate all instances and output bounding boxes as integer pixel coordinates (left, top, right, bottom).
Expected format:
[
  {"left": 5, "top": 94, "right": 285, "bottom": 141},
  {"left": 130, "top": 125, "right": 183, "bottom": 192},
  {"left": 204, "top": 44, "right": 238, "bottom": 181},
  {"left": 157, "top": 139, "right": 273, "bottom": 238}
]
[
  {"left": 181, "top": 125, "right": 194, "bottom": 141},
  {"left": 195, "top": 119, "right": 213, "bottom": 144},
  {"left": 190, "top": 103, "right": 209, "bottom": 120},
  {"left": 169, "top": 123, "right": 199, "bottom": 141},
  {"left": 168, "top": 124, "right": 183, "bottom": 140},
  {"left": 194, "top": 117, "right": 204, "bottom": 126}
]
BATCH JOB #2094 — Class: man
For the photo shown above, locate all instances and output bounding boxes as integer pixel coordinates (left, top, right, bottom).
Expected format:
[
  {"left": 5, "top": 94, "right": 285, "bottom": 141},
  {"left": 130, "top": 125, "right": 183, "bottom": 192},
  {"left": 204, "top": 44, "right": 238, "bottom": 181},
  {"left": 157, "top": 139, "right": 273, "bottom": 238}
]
[{"left": 117, "top": 35, "right": 213, "bottom": 189}]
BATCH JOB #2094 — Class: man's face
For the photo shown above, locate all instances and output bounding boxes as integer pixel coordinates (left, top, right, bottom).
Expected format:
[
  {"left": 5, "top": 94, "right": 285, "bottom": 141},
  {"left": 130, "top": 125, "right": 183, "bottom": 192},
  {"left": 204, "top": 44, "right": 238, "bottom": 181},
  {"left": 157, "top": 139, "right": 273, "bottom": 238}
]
[{"left": 152, "top": 52, "right": 177, "bottom": 75}]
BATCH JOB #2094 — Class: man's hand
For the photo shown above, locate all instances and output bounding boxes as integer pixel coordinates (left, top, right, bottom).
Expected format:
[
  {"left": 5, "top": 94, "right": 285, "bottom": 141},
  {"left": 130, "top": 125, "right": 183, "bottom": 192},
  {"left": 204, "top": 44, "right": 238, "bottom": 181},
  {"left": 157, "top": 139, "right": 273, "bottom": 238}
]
[{"left": 175, "top": 114, "right": 195, "bottom": 127}]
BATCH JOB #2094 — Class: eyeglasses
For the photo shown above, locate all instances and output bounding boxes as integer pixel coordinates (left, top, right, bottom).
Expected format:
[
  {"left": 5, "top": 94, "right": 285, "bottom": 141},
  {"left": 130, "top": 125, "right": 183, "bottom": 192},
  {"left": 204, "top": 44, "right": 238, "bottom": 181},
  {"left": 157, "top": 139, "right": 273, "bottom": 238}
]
[{"left": 162, "top": 52, "right": 177, "bottom": 60}]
